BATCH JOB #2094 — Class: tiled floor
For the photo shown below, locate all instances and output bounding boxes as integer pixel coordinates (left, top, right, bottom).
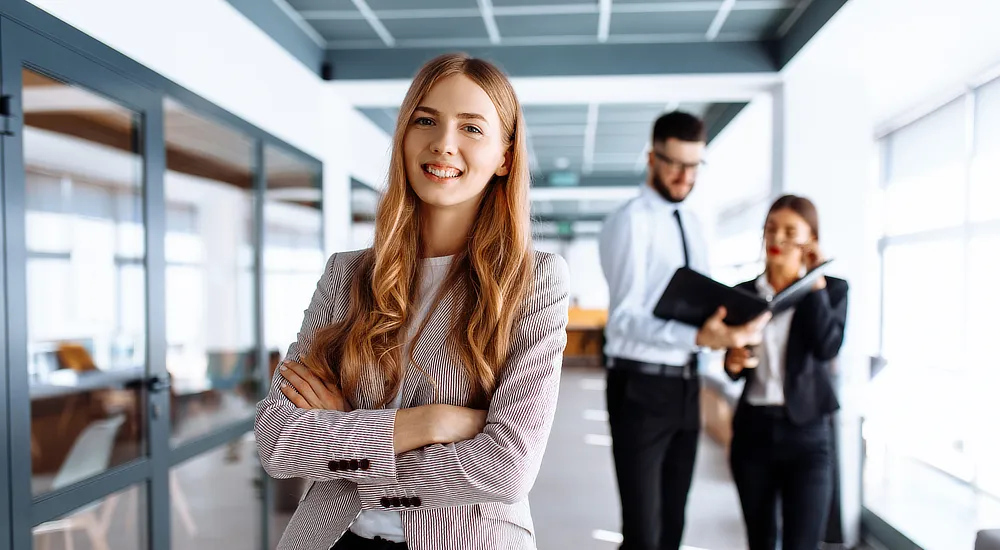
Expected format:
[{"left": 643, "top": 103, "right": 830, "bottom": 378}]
[{"left": 530, "top": 366, "right": 747, "bottom": 550}]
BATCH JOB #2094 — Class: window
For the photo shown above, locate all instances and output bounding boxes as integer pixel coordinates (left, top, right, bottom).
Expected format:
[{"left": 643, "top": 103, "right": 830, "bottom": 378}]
[
  {"left": 867, "top": 77, "right": 1000, "bottom": 549},
  {"left": 163, "top": 98, "right": 258, "bottom": 445},
  {"left": 971, "top": 78, "right": 1000, "bottom": 222},
  {"left": 22, "top": 69, "right": 147, "bottom": 495},
  {"left": 262, "top": 145, "right": 324, "bottom": 360}
]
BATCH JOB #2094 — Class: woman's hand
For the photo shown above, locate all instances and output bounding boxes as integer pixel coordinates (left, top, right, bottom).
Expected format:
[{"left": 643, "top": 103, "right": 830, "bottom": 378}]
[
  {"left": 279, "top": 360, "right": 352, "bottom": 412},
  {"left": 392, "top": 404, "right": 486, "bottom": 454},
  {"left": 725, "top": 346, "right": 760, "bottom": 375},
  {"left": 428, "top": 405, "right": 488, "bottom": 445},
  {"left": 802, "top": 241, "right": 827, "bottom": 290}
]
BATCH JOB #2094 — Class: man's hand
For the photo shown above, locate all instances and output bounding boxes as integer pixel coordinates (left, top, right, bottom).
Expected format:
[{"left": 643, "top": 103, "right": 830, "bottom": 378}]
[
  {"left": 695, "top": 307, "right": 771, "bottom": 350},
  {"left": 279, "top": 360, "right": 352, "bottom": 412}
]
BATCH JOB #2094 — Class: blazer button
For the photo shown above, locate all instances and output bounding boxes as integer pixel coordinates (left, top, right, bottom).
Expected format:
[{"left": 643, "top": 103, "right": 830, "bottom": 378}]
[
  {"left": 380, "top": 497, "right": 391, "bottom": 508},
  {"left": 349, "top": 459, "right": 359, "bottom": 470},
  {"left": 391, "top": 497, "right": 401, "bottom": 507},
  {"left": 339, "top": 459, "right": 350, "bottom": 470},
  {"left": 327, "top": 460, "right": 340, "bottom": 471},
  {"left": 359, "top": 459, "right": 370, "bottom": 471},
  {"left": 411, "top": 497, "right": 421, "bottom": 507},
  {"left": 400, "top": 497, "right": 411, "bottom": 508}
]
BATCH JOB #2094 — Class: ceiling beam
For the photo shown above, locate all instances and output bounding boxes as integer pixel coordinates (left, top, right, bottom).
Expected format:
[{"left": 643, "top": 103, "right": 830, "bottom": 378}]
[
  {"left": 326, "top": 41, "right": 775, "bottom": 80},
  {"left": 350, "top": 0, "right": 395, "bottom": 47},
  {"left": 597, "top": 0, "right": 613, "bottom": 43},
  {"left": 778, "top": 0, "right": 814, "bottom": 37},
  {"left": 772, "top": 0, "right": 849, "bottom": 68},
  {"left": 303, "top": 2, "right": 798, "bottom": 20},
  {"left": 706, "top": 0, "right": 737, "bottom": 41},
  {"left": 704, "top": 102, "right": 749, "bottom": 142},
  {"left": 332, "top": 73, "right": 778, "bottom": 106},
  {"left": 222, "top": 0, "right": 326, "bottom": 73},
  {"left": 476, "top": 0, "right": 502, "bottom": 45}
]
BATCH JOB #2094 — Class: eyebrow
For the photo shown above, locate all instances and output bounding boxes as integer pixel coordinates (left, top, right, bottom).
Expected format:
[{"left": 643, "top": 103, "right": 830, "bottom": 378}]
[{"left": 415, "top": 105, "right": 488, "bottom": 123}]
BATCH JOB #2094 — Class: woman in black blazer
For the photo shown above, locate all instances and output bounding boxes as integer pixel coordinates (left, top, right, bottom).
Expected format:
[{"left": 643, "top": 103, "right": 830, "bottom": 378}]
[{"left": 725, "top": 194, "right": 848, "bottom": 550}]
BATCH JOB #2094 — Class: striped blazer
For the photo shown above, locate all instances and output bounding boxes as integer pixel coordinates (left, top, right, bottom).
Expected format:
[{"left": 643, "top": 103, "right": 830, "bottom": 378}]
[{"left": 255, "top": 249, "right": 570, "bottom": 550}]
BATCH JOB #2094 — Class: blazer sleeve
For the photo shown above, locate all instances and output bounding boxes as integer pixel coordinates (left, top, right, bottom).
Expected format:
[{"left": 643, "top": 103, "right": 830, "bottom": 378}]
[
  {"left": 796, "top": 277, "right": 849, "bottom": 361},
  {"left": 355, "top": 253, "right": 570, "bottom": 509},
  {"left": 254, "top": 252, "right": 400, "bottom": 485}
]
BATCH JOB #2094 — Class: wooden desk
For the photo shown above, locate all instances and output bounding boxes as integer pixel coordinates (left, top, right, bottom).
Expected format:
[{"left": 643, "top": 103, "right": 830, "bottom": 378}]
[{"left": 565, "top": 308, "right": 607, "bottom": 367}]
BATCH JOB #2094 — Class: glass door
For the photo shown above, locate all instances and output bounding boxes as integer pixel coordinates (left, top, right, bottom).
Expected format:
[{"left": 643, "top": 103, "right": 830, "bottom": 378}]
[{"left": 1, "top": 18, "right": 170, "bottom": 550}]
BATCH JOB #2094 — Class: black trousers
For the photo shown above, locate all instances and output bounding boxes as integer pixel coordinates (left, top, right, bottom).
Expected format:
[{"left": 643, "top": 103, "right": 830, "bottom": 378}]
[
  {"left": 729, "top": 406, "right": 834, "bottom": 550},
  {"left": 606, "top": 367, "right": 701, "bottom": 550},
  {"left": 332, "top": 531, "right": 408, "bottom": 550}
]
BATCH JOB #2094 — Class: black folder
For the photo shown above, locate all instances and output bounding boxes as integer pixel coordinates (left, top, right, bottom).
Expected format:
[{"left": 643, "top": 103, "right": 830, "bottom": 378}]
[{"left": 652, "top": 260, "right": 832, "bottom": 327}]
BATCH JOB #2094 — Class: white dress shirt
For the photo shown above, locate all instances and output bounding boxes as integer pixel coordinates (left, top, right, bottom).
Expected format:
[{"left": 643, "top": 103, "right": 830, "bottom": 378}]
[
  {"left": 745, "top": 275, "right": 795, "bottom": 406},
  {"left": 598, "top": 184, "right": 710, "bottom": 366}
]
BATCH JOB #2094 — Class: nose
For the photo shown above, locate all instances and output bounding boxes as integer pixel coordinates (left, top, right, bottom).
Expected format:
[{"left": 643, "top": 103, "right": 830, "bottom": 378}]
[{"left": 429, "top": 125, "right": 458, "bottom": 155}]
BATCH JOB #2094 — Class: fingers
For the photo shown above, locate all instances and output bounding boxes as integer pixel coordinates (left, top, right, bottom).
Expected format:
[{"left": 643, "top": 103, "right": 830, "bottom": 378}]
[
  {"left": 279, "top": 381, "right": 312, "bottom": 409},
  {"left": 743, "top": 331, "right": 764, "bottom": 347},
  {"left": 712, "top": 306, "right": 728, "bottom": 322},
  {"left": 725, "top": 353, "right": 744, "bottom": 374},
  {"left": 736, "top": 312, "right": 771, "bottom": 347},
  {"left": 322, "top": 380, "right": 352, "bottom": 412},
  {"left": 750, "top": 311, "right": 772, "bottom": 328},
  {"left": 726, "top": 347, "right": 760, "bottom": 371},
  {"left": 290, "top": 362, "right": 334, "bottom": 407},
  {"left": 279, "top": 362, "right": 321, "bottom": 407}
]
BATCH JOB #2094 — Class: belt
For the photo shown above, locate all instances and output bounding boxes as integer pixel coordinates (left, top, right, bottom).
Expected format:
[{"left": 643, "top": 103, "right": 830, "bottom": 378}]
[
  {"left": 606, "top": 356, "right": 698, "bottom": 379},
  {"left": 335, "top": 531, "right": 408, "bottom": 550}
]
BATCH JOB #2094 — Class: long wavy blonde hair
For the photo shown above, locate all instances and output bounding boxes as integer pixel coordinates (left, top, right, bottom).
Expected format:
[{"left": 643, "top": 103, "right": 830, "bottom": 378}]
[{"left": 303, "top": 53, "right": 534, "bottom": 409}]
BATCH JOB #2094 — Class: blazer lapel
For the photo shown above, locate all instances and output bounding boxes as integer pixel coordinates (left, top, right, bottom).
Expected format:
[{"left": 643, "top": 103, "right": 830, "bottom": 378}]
[{"left": 399, "top": 284, "right": 460, "bottom": 407}]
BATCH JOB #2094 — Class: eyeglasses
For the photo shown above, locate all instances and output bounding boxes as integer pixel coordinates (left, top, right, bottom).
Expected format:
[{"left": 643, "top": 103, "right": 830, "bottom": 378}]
[{"left": 652, "top": 150, "right": 706, "bottom": 171}]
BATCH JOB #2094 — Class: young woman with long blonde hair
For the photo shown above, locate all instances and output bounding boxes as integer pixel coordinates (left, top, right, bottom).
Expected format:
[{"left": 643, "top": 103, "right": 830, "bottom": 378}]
[{"left": 255, "top": 53, "right": 569, "bottom": 550}]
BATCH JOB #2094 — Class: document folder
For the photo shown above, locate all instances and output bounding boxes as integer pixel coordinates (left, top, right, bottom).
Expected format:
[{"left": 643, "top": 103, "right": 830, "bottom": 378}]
[{"left": 652, "top": 260, "right": 832, "bottom": 327}]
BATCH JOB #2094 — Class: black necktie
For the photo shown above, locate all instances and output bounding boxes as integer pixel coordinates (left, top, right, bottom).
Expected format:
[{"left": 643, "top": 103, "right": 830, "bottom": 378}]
[{"left": 673, "top": 209, "right": 690, "bottom": 268}]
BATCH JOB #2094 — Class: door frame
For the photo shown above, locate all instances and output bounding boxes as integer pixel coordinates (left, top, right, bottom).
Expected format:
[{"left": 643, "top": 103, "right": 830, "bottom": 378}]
[{"left": 0, "top": 17, "right": 172, "bottom": 550}]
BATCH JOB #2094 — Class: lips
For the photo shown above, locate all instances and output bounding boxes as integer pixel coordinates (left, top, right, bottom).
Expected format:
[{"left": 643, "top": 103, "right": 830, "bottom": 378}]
[{"left": 767, "top": 247, "right": 781, "bottom": 256}]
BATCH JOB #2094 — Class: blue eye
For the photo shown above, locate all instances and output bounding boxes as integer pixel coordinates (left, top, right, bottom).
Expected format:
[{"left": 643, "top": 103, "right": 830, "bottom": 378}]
[{"left": 464, "top": 125, "right": 483, "bottom": 134}]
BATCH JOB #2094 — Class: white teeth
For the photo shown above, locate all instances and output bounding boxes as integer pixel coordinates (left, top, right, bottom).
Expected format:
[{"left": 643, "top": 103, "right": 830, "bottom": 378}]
[{"left": 426, "top": 166, "right": 461, "bottom": 178}]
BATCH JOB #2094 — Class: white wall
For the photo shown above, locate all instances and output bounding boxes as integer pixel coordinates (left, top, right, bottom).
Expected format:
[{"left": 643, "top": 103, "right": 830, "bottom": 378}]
[
  {"left": 27, "top": 0, "right": 390, "bottom": 255},
  {"left": 777, "top": 42, "right": 880, "bottom": 550},
  {"left": 534, "top": 237, "right": 608, "bottom": 309},
  {"left": 700, "top": 96, "right": 773, "bottom": 219}
]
